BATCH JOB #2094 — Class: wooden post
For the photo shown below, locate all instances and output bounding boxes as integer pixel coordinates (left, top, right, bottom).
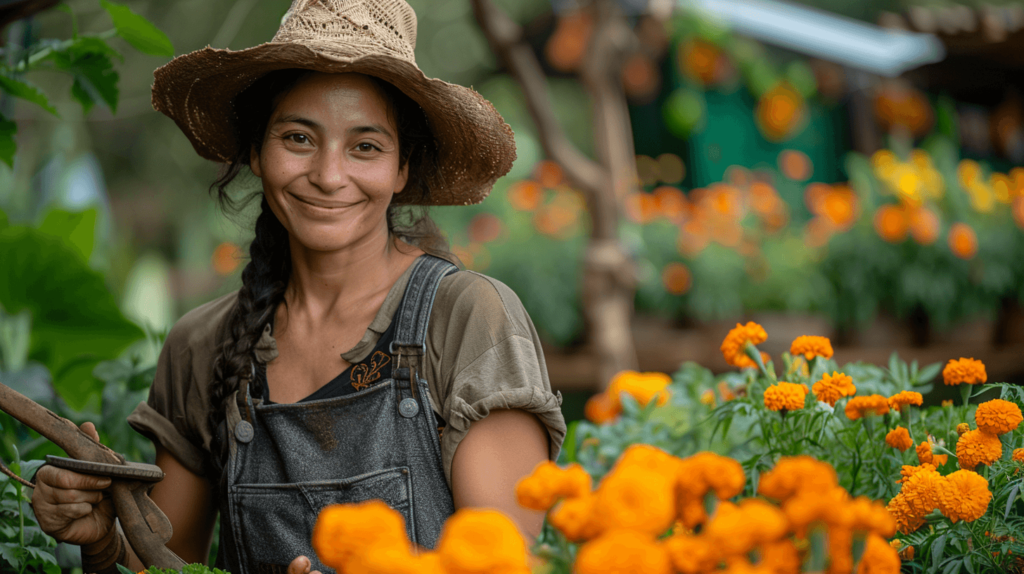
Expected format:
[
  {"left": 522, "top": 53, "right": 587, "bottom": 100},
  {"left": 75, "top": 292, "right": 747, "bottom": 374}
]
[{"left": 472, "top": 0, "right": 639, "bottom": 388}]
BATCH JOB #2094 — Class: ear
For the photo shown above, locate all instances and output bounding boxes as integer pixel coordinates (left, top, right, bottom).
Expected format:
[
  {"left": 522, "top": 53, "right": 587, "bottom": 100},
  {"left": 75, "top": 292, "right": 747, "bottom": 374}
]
[
  {"left": 393, "top": 161, "right": 410, "bottom": 195},
  {"left": 250, "top": 145, "right": 263, "bottom": 178}
]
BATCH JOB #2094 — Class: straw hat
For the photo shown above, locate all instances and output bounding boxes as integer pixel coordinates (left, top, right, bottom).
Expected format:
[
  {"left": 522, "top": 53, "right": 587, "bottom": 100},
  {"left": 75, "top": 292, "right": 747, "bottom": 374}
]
[{"left": 151, "top": 0, "right": 516, "bottom": 206}]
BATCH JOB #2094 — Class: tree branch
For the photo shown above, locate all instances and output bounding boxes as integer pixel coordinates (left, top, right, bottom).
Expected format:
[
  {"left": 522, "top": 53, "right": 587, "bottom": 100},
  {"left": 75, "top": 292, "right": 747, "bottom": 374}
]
[{"left": 471, "top": 0, "right": 606, "bottom": 196}]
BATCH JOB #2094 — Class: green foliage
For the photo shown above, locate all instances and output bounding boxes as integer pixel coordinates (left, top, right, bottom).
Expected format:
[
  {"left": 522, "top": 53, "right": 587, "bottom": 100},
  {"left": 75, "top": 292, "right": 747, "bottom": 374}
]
[
  {"left": 0, "top": 214, "right": 143, "bottom": 410},
  {"left": 0, "top": 0, "right": 173, "bottom": 163},
  {"left": 0, "top": 454, "right": 59, "bottom": 574},
  {"left": 119, "top": 564, "right": 231, "bottom": 574}
]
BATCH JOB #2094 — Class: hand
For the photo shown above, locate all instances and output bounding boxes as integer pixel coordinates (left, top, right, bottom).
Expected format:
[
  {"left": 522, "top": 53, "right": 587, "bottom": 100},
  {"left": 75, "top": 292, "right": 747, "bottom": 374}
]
[
  {"left": 30, "top": 422, "right": 116, "bottom": 546},
  {"left": 288, "top": 556, "right": 323, "bottom": 574}
]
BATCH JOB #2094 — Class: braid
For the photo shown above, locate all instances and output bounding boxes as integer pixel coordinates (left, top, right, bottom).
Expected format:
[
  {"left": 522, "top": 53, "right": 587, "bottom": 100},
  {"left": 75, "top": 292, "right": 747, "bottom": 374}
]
[{"left": 209, "top": 197, "right": 290, "bottom": 436}]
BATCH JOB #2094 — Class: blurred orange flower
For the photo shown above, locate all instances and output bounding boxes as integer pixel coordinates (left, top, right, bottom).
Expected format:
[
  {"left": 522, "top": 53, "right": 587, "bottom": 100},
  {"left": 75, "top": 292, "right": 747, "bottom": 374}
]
[
  {"left": 661, "top": 262, "right": 692, "bottom": 295},
  {"left": 593, "top": 465, "right": 676, "bottom": 536},
  {"left": 948, "top": 222, "right": 978, "bottom": 260},
  {"left": 584, "top": 392, "right": 619, "bottom": 424},
  {"left": 888, "top": 391, "right": 923, "bottom": 412},
  {"left": 545, "top": 11, "right": 593, "bottom": 72},
  {"left": 515, "top": 461, "right": 591, "bottom": 511},
  {"left": 574, "top": 529, "right": 673, "bottom": 574},
  {"left": 534, "top": 160, "right": 563, "bottom": 188},
  {"left": 679, "top": 38, "right": 721, "bottom": 86},
  {"left": 873, "top": 204, "right": 909, "bottom": 243},
  {"left": 624, "top": 192, "right": 660, "bottom": 224},
  {"left": 549, "top": 493, "right": 600, "bottom": 542},
  {"left": 756, "top": 82, "right": 806, "bottom": 142},
  {"left": 312, "top": 500, "right": 408, "bottom": 569},
  {"left": 437, "top": 509, "right": 530, "bottom": 574},
  {"left": 790, "top": 335, "right": 833, "bottom": 360},
  {"left": 212, "top": 242, "right": 242, "bottom": 276},
  {"left": 779, "top": 149, "right": 812, "bottom": 181},
  {"left": 467, "top": 213, "right": 503, "bottom": 243},
  {"left": 763, "top": 382, "right": 807, "bottom": 412},
  {"left": 820, "top": 186, "right": 858, "bottom": 230},
  {"left": 507, "top": 181, "right": 543, "bottom": 211},
  {"left": 857, "top": 533, "right": 903, "bottom": 573},
  {"left": 812, "top": 372, "right": 856, "bottom": 407},
  {"left": 909, "top": 206, "right": 940, "bottom": 245},
  {"left": 1013, "top": 448, "right": 1024, "bottom": 463},
  {"left": 845, "top": 395, "right": 890, "bottom": 420},
  {"left": 653, "top": 186, "right": 689, "bottom": 221},
  {"left": 720, "top": 321, "right": 768, "bottom": 369},
  {"left": 886, "top": 427, "right": 913, "bottom": 452},
  {"left": 943, "top": 358, "right": 987, "bottom": 385}
]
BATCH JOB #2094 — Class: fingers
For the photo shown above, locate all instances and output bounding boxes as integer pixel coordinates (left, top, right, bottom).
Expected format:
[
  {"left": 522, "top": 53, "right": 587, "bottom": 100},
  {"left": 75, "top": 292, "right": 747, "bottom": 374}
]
[
  {"left": 80, "top": 421, "right": 100, "bottom": 442},
  {"left": 288, "top": 556, "right": 312, "bottom": 574},
  {"left": 36, "top": 466, "right": 111, "bottom": 491}
]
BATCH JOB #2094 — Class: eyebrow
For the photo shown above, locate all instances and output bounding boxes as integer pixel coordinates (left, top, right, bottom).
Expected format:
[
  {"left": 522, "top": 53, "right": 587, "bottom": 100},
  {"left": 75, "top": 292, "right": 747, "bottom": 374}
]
[{"left": 273, "top": 115, "right": 395, "bottom": 142}]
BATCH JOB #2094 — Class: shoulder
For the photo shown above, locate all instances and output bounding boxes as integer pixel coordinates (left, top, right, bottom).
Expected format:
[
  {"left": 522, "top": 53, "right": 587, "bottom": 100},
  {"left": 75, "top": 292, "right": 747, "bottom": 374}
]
[
  {"left": 164, "top": 290, "right": 239, "bottom": 354},
  {"left": 432, "top": 270, "right": 533, "bottom": 338}
]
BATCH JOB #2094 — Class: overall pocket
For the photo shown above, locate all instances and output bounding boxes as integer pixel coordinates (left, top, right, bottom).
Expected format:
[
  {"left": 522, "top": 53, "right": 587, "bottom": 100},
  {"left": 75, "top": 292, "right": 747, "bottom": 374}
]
[{"left": 229, "top": 467, "right": 415, "bottom": 574}]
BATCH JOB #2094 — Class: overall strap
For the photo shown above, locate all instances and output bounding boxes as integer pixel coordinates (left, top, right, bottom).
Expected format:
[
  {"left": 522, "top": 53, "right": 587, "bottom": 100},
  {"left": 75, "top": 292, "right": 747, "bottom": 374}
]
[{"left": 390, "top": 255, "right": 458, "bottom": 396}]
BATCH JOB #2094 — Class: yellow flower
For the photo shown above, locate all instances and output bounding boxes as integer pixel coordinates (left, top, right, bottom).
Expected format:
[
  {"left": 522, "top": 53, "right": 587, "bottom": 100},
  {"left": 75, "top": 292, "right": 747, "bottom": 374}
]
[
  {"left": 436, "top": 509, "right": 530, "bottom": 574},
  {"left": 811, "top": 372, "right": 856, "bottom": 407},
  {"left": 887, "top": 391, "right": 923, "bottom": 412},
  {"left": 885, "top": 427, "right": 913, "bottom": 452},
  {"left": 942, "top": 358, "right": 987, "bottom": 385},
  {"left": 856, "top": 533, "right": 902, "bottom": 574},
  {"left": 790, "top": 335, "right": 833, "bottom": 360},
  {"left": 845, "top": 395, "right": 890, "bottom": 420},
  {"left": 957, "top": 423, "right": 970, "bottom": 436},
  {"left": 758, "top": 455, "right": 838, "bottom": 502},
  {"left": 942, "top": 399, "right": 954, "bottom": 407},
  {"left": 700, "top": 389, "right": 716, "bottom": 406},
  {"left": 763, "top": 382, "right": 807, "bottom": 412},
  {"left": 1014, "top": 448, "right": 1024, "bottom": 463},
  {"left": 956, "top": 429, "right": 1002, "bottom": 471},
  {"left": 312, "top": 500, "right": 409, "bottom": 569},
  {"left": 936, "top": 470, "right": 991, "bottom": 523},
  {"left": 721, "top": 322, "right": 768, "bottom": 369},
  {"left": 515, "top": 461, "right": 591, "bottom": 511},
  {"left": 606, "top": 370, "right": 673, "bottom": 409},
  {"left": 574, "top": 530, "right": 673, "bottom": 574},
  {"left": 974, "top": 399, "right": 1023, "bottom": 436}
]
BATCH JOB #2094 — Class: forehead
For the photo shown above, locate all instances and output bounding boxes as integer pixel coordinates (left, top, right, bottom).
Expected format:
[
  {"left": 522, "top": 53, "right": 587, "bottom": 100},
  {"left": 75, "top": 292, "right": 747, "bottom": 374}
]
[{"left": 273, "top": 72, "right": 392, "bottom": 122}]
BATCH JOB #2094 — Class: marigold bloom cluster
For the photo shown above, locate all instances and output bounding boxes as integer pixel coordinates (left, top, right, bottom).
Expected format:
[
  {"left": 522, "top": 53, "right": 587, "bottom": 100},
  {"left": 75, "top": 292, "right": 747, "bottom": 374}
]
[
  {"left": 515, "top": 461, "right": 591, "bottom": 510},
  {"left": 887, "top": 391, "right": 923, "bottom": 412},
  {"left": 585, "top": 370, "right": 672, "bottom": 424},
  {"left": 942, "top": 357, "right": 987, "bottom": 386},
  {"left": 789, "top": 335, "right": 833, "bottom": 360},
  {"left": 973, "top": 398, "right": 1023, "bottom": 435},
  {"left": 720, "top": 321, "right": 767, "bottom": 369},
  {"left": 845, "top": 394, "right": 890, "bottom": 420},
  {"left": 885, "top": 427, "right": 913, "bottom": 452},
  {"left": 763, "top": 382, "right": 807, "bottom": 412},
  {"left": 311, "top": 501, "right": 530, "bottom": 574},
  {"left": 888, "top": 462, "right": 993, "bottom": 534},
  {"left": 955, "top": 429, "right": 1002, "bottom": 471},
  {"left": 811, "top": 372, "right": 856, "bottom": 407}
]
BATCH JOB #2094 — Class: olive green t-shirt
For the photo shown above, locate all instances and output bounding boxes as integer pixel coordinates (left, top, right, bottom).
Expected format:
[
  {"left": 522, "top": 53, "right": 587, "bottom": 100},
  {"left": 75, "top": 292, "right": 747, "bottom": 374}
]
[{"left": 127, "top": 266, "right": 566, "bottom": 487}]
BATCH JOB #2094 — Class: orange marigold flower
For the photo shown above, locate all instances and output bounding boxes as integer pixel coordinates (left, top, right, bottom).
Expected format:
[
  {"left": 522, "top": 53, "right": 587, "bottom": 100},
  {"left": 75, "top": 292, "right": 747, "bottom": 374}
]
[
  {"left": 887, "top": 391, "right": 923, "bottom": 412},
  {"left": 887, "top": 493, "right": 925, "bottom": 534},
  {"left": 899, "top": 545, "right": 915, "bottom": 561},
  {"left": 759, "top": 539, "right": 800, "bottom": 574},
  {"left": 664, "top": 533, "right": 718, "bottom": 574},
  {"left": 846, "top": 496, "right": 898, "bottom": 538},
  {"left": 942, "top": 399, "right": 954, "bottom": 407},
  {"left": 700, "top": 389, "right": 716, "bottom": 407},
  {"left": 942, "top": 358, "right": 987, "bottom": 386},
  {"left": 703, "top": 499, "right": 789, "bottom": 557},
  {"left": 677, "top": 451, "right": 746, "bottom": 500},
  {"left": 916, "top": 441, "right": 934, "bottom": 465},
  {"left": 721, "top": 321, "right": 768, "bottom": 369},
  {"left": 899, "top": 465, "right": 942, "bottom": 517},
  {"left": 898, "top": 463, "right": 937, "bottom": 484},
  {"left": 790, "top": 335, "right": 834, "bottom": 360},
  {"left": 812, "top": 371, "right": 856, "bottom": 406},
  {"left": 956, "top": 430, "right": 1002, "bottom": 471},
  {"left": 885, "top": 427, "right": 913, "bottom": 451},
  {"left": 312, "top": 500, "right": 409, "bottom": 569},
  {"left": 606, "top": 370, "right": 673, "bottom": 409},
  {"left": 936, "top": 470, "right": 991, "bottom": 523},
  {"left": 948, "top": 222, "right": 978, "bottom": 260},
  {"left": 934, "top": 453, "right": 949, "bottom": 467},
  {"left": 1014, "top": 448, "right": 1024, "bottom": 463},
  {"left": 782, "top": 485, "right": 849, "bottom": 537},
  {"left": 718, "top": 380, "right": 737, "bottom": 401},
  {"left": 436, "top": 509, "right": 530, "bottom": 574},
  {"left": 974, "top": 399, "right": 1023, "bottom": 436},
  {"left": 763, "top": 382, "right": 807, "bottom": 412},
  {"left": 857, "top": 533, "right": 902, "bottom": 574},
  {"left": 758, "top": 455, "right": 838, "bottom": 502},
  {"left": 549, "top": 493, "right": 600, "bottom": 542},
  {"left": 957, "top": 423, "right": 970, "bottom": 436},
  {"left": 345, "top": 547, "right": 446, "bottom": 574},
  {"left": 594, "top": 465, "right": 676, "bottom": 536},
  {"left": 515, "top": 461, "right": 592, "bottom": 511},
  {"left": 845, "top": 395, "right": 890, "bottom": 420},
  {"left": 575, "top": 530, "right": 673, "bottom": 574},
  {"left": 585, "top": 393, "right": 619, "bottom": 424}
]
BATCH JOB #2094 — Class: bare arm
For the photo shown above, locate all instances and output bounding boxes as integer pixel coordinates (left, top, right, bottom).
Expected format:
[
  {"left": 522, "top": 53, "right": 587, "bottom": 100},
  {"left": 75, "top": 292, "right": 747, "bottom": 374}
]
[{"left": 449, "top": 408, "right": 550, "bottom": 539}]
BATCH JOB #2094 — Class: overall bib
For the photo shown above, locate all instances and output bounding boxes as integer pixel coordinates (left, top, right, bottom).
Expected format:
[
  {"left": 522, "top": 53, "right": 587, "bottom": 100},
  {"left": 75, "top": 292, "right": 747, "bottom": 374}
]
[{"left": 217, "top": 255, "right": 458, "bottom": 574}]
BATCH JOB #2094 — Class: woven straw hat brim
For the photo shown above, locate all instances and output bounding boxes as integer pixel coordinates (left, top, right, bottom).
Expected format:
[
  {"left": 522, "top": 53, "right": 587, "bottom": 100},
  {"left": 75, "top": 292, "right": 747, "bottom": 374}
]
[{"left": 151, "top": 42, "right": 516, "bottom": 206}]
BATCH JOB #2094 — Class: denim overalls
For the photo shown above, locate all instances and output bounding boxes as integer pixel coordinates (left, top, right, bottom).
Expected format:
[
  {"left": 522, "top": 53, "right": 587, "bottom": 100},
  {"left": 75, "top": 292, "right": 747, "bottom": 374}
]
[{"left": 215, "top": 255, "right": 458, "bottom": 574}]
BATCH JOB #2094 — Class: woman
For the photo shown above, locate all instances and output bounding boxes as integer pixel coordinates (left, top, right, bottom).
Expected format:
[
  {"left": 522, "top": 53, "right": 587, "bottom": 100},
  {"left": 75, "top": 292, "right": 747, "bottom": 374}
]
[{"left": 29, "top": 1, "right": 566, "bottom": 573}]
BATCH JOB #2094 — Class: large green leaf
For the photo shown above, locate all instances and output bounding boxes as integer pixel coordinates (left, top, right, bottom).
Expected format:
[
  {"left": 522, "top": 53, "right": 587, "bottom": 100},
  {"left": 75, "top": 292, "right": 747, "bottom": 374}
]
[
  {"left": 100, "top": 0, "right": 174, "bottom": 57},
  {"left": 47, "top": 37, "right": 120, "bottom": 114},
  {"left": 0, "top": 114, "right": 15, "bottom": 168},
  {"left": 0, "top": 226, "right": 143, "bottom": 409},
  {"left": 37, "top": 208, "right": 97, "bottom": 262},
  {"left": 0, "top": 76, "right": 58, "bottom": 116}
]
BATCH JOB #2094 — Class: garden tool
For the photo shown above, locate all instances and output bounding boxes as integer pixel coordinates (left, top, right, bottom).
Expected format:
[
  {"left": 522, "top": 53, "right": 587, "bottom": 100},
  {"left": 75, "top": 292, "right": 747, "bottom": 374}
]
[{"left": 0, "top": 379, "right": 185, "bottom": 570}]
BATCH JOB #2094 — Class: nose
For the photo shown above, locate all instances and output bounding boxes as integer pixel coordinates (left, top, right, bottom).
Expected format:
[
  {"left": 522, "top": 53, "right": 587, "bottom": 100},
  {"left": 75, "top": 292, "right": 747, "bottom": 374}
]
[{"left": 307, "top": 140, "right": 349, "bottom": 194}]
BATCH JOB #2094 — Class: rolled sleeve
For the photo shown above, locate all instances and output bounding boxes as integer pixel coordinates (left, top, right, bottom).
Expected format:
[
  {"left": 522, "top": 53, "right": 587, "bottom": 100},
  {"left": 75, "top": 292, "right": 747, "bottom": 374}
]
[{"left": 128, "top": 401, "right": 206, "bottom": 476}]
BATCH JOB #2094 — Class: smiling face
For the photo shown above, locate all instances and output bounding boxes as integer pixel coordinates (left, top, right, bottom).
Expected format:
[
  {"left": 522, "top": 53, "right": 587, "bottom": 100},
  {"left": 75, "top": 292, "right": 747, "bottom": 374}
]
[{"left": 250, "top": 72, "right": 408, "bottom": 254}]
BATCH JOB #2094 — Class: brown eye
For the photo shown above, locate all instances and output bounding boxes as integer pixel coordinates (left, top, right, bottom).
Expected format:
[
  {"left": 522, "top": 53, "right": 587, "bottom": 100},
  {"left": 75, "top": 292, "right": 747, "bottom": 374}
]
[
  {"left": 287, "top": 134, "right": 309, "bottom": 144},
  {"left": 356, "top": 143, "right": 380, "bottom": 152}
]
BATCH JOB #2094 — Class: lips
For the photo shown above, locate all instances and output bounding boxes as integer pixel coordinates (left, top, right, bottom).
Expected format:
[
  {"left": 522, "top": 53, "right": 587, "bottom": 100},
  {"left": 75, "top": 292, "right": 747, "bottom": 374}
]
[{"left": 289, "top": 193, "right": 358, "bottom": 209}]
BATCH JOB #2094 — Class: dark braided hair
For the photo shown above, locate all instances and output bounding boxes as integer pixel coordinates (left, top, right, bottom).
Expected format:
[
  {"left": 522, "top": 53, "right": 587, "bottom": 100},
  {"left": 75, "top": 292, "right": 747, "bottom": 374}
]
[{"left": 207, "top": 69, "right": 453, "bottom": 438}]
